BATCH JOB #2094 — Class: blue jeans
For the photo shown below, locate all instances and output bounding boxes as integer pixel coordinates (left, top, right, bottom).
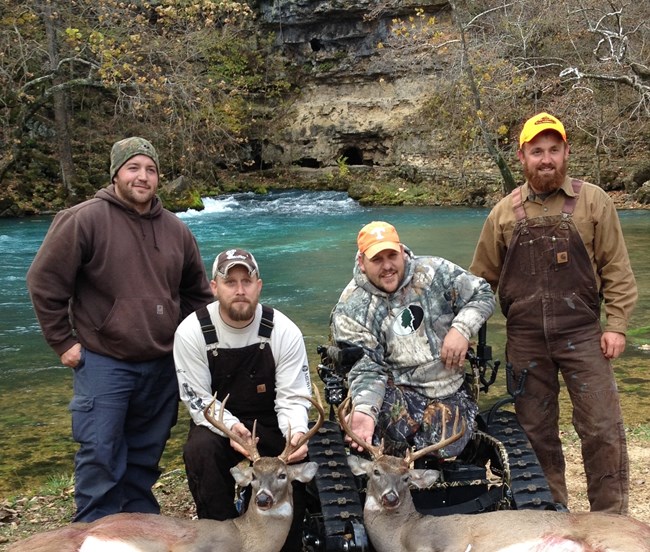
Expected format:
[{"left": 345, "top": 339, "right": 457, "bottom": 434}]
[{"left": 69, "top": 349, "right": 179, "bottom": 522}]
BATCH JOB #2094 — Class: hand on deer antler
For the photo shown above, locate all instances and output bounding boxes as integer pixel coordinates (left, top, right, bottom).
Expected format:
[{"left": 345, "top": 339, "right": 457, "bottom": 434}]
[
  {"left": 338, "top": 397, "right": 384, "bottom": 459},
  {"left": 228, "top": 422, "right": 259, "bottom": 459},
  {"left": 204, "top": 394, "right": 262, "bottom": 462},
  {"left": 205, "top": 389, "right": 325, "bottom": 465},
  {"left": 277, "top": 386, "right": 326, "bottom": 464},
  {"left": 285, "top": 431, "right": 308, "bottom": 463},
  {"left": 344, "top": 410, "right": 375, "bottom": 453}
]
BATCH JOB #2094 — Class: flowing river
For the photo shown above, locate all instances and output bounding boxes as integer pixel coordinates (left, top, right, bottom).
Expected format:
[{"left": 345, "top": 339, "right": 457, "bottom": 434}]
[{"left": 1, "top": 190, "right": 648, "bottom": 496}]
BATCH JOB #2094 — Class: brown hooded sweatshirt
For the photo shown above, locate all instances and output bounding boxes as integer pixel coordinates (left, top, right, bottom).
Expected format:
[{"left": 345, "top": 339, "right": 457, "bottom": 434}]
[{"left": 26, "top": 185, "right": 212, "bottom": 362}]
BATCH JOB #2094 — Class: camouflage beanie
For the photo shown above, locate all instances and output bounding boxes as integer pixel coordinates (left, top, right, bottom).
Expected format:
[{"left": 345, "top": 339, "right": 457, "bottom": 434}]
[{"left": 110, "top": 137, "right": 160, "bottom": 181}]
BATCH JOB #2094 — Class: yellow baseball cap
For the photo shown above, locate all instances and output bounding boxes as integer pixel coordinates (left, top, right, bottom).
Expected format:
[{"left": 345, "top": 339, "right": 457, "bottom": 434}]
[
  {"left": 519, "top": 112, "right": 567, "bottom": 148},
  {"left": 357, "top": 221, "right": 401, "bottom": 259}
]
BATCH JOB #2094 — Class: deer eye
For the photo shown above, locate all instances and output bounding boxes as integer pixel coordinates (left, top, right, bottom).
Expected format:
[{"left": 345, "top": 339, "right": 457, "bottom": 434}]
[
  {"left": 373, "top": 469, "right": 381, "bottom": 477},
  {"left": 278, "top": 473, "right": 287, "bottom": 480}
]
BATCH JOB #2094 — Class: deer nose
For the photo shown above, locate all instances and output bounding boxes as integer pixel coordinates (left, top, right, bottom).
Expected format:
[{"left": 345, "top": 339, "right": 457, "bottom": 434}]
[
  {"left": 381, "top": 491, "right": 400, "bottom": 509},
  {"left": 255, "top": 491, "right": 274, "bottom": 510}
]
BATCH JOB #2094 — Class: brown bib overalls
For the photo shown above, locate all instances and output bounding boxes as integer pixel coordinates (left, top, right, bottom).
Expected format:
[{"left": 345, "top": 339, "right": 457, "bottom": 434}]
[{"left": 498, "top": 182, "right": 628, "bottom": 513}]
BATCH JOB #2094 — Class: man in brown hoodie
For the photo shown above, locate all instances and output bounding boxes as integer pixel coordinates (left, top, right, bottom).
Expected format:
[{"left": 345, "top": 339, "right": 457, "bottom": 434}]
[{"left": 26, "top": 137, "right": 213, "bottom": 522}]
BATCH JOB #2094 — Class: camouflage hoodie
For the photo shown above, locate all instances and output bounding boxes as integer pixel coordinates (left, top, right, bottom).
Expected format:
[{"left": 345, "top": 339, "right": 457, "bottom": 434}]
[{"left": 330, "top": 249, "right": 495, "bottom": 421}]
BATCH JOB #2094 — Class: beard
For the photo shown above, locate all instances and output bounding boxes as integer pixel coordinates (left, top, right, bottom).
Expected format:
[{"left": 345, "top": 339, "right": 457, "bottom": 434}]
[
  {"left": 225, "top": 300, "right": 256, "bottom": 322},
  {"left": 373, "top": 270, "right": 399, "bottom": 293},
  {"left": 523, "top": 160, "right": 568, "bottom": 194}
]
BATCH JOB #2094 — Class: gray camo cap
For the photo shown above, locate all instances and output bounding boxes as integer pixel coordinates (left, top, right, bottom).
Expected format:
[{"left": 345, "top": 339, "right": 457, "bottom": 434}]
[{"left": 110, "top": 137, "right": 159, "bottom": 181}]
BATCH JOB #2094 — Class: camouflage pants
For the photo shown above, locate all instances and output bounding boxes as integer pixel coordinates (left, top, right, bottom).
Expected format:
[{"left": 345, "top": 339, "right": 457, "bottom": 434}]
[{"left": 374, "top": 382, "right": 477, "bottom": 458}]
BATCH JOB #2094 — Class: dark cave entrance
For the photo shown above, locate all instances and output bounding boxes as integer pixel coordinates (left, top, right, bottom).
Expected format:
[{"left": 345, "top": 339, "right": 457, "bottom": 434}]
[{"left": 339, "top": 146, "right": 365, "bottom": 165}]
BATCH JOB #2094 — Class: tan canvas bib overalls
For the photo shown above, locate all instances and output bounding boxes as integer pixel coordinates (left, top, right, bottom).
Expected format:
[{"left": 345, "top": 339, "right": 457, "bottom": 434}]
[{"left": 498, "top": 181, "right": 629, "bottom": 513}]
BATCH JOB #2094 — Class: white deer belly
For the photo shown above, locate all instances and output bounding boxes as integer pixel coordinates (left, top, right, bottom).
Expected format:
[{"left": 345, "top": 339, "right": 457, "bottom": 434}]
[
  {"left": 80, "top": 536, "right": 146, "bottom": 552},
  {"left": 495, "top": 536, "right": 585, "bottom": 551}
]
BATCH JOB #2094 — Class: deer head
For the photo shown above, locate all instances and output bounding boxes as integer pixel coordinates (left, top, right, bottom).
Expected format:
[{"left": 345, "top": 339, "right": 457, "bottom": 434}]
[
  {"left": 336, "top": 397, "right": 650, "bottom": 552},
  {"left": 337, "top": 396, "right": 465, "bottom": 513},
  {"left": 204, "top": 388, "right": 325, "bottom": 515}
]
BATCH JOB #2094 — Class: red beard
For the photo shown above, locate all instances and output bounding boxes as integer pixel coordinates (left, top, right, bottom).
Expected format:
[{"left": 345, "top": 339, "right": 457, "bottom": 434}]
[{"left": 524, "top": 162, "right": 567, "bottom": 194}]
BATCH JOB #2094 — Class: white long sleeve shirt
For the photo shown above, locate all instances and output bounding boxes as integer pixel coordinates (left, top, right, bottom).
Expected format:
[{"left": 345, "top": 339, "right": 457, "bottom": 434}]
[{"left": 174, "top": 301, "right": 311, "bottom": 437}]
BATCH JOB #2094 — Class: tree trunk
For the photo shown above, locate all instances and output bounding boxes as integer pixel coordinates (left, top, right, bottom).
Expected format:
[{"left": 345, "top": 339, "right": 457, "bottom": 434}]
[
  {"left": 41, "top": 1, "right": 77, "bottom": 201},
  {"left": 449, "top": 1, "right": 517, "bottom": 195}
]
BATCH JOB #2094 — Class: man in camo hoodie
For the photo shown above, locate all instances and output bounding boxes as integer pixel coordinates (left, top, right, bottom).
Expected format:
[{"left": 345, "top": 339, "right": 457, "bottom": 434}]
[{"left": 331, "top": 221, "right": 495, "bottom": 457}]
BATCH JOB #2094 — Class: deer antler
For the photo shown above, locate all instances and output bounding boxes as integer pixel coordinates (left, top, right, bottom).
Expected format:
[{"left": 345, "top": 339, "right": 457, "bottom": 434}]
[
  {"left": 337, "top": 397, "right": 466, "bottom": 464},
  {"left": 337, "top": 396, "right": 385, "bottom": 460},
  {"left": 205, "top": 389, "right": 326, "bottom": 465},
  {"left": 204, "top": 393, "right": 261, "bottom": 462},
  {"left": 405, "top": 403, "right": 466, "bottom": 465},
  {"left": 278, "top": 385, "right": 326, "bottom": 463}
]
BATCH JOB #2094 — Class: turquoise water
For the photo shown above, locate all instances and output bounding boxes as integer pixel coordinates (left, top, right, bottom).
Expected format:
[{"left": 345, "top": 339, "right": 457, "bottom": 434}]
[{"left": 1, "top": 190, "right": 649, "bottom": 495}]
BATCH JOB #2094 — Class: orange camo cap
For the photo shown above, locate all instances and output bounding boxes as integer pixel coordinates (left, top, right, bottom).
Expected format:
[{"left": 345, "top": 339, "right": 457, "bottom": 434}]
[
  {"left": 519, "top": 112, "right": 567, "bottom": 148},
  {"left": 357, "top": 221, "right": 401, "bottom": 259}
]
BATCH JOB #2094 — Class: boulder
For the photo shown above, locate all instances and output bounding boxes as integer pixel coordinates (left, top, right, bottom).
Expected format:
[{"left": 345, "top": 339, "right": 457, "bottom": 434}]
[{"left": 633, "top": 182, "right": 650, "bottom": 204}]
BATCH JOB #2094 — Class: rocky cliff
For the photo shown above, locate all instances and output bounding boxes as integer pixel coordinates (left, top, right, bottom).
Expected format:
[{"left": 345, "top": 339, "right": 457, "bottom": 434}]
[
  {"left": 245, "top": 0, "right": 648, "bottom": 204},
  {"left": 252, "top": 1, "right": 481, "bottom": 178}
]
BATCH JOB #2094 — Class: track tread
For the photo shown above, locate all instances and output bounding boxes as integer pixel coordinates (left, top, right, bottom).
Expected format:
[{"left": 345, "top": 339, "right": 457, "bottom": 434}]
[
  {"left": 484, "top": 409, "right": 557, "bottom": 510},
  {"left": 306, "top": 420, "right": 366, "bottom": 550}
]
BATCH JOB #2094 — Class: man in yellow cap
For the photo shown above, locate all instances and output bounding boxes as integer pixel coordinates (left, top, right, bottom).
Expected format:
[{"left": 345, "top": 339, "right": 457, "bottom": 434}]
[
  {"left": 331, "top": 221, "right": 495, "bottom": 459},
  {"left": 470, "top": 112, "right": 637, "bottom": 514}
]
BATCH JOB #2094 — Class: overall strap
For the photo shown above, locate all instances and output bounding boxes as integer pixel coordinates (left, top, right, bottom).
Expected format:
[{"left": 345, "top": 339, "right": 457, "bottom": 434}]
[
  {"left": 562, "top": 179, "right": 583, "bottom": 216},
  {"left": 197, "top": 304, "right": 274, "bottom": 362},
  {"left": 196, "top": 305, "right": 219, "bottom": 372},
  {"left": 258, "top": 304, "right": 275, "bottom": 339},
  {"left": 196, "top": 305, "right": 218, "bottom": 350},
  {"left": 511, "top": 186, "right": 527, "bottom": 222}
]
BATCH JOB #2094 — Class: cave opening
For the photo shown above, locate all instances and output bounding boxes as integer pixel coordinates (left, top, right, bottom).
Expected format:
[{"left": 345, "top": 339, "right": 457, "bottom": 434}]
[
  {"left": 295, "top": 157, "right": 321, "bottom": 168},
  {"left": 339, "top": 146, "right": 365, "bottom": 165}
]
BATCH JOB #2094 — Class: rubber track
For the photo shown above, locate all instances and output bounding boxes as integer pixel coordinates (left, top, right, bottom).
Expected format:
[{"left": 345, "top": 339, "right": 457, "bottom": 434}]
[
  {"left": 307, "top": 420, "right": 366, "bottom": 550},
  {"left": 484, "top": 409, "right": 556, "bottom": 510}
]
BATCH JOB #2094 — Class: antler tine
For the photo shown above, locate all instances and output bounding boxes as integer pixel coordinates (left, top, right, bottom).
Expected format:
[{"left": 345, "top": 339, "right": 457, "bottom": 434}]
[
  {"left": 337, "top": 396, "right": 385, "bottom": 460},
  {"left": 204, "top": 393, "right": 261, "bottom": 462},
  {"left": 278, "top": 385, "right": 327, "bottom": 463},
  {"left": 406, "top": 404, "right": 466, "bottom": 465}
]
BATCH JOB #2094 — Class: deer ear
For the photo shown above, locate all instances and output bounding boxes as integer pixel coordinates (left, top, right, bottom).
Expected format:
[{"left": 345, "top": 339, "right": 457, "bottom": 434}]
[
  {"left": 231, "top": 464, "right": 255, "bottom": 487},
  {"left": 347, "top": 455, "right": 372, "bottom": 476},
  {"left": 288, "top": 461, "right": 319, "bottom": 483},
  {"left": 409, "top": 469, "right": 440, "bottom": 489}
]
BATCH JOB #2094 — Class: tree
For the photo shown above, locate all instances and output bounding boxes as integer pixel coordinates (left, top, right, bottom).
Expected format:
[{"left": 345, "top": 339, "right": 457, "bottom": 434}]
[
  {"left": 448, "top": 0, "right": 649, "bottom": 188},
  {"left": 448, "top": 0, "right": 518, "bottom": 194},
  {"left": 382, "top": 0, "right": 647, "bottom": 192},
  {"left": 0, "top": 0, "right": 291, "bottom": 208},
  {"left": 380, "top": 2, "right": 536, "bottom": 193},
  {"left": 40, "top": 1, "right": 77, "bottom": 200}
]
